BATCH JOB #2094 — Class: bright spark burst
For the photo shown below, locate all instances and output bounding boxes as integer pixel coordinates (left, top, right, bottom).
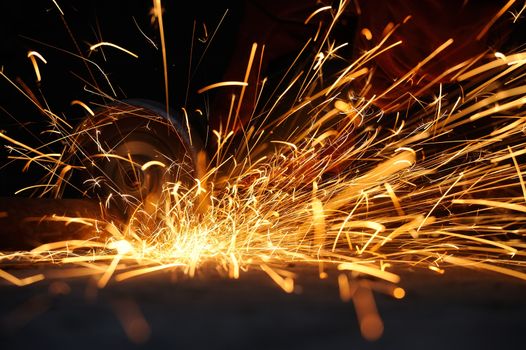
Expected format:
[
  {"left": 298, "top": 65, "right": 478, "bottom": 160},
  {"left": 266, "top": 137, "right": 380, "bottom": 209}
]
[{"left": 1, "top": 0, "right": 526, "bottom": 342}]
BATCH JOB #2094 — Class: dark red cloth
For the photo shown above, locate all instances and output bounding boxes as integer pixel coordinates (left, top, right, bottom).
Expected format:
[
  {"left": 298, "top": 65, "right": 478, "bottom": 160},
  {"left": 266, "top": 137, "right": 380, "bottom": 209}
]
[
  {"left": 354, "top": 0, "right": 511, "bottom": 109},
  {"left": 210, "top": 0, "right": 512, "bottom": 132}
]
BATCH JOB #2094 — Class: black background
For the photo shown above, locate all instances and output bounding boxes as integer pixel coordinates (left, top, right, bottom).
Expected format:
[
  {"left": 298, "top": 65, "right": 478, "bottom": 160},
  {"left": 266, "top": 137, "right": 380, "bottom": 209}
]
[{"left": 0, "top": 1, "right": 248, "bottom": 195}]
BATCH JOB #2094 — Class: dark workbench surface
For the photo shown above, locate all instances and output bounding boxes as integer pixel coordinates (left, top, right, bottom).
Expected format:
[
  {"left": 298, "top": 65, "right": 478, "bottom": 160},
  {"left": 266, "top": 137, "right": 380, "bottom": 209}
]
[{"left": 0, "top": 264, "right": 524, "bottom": 350}]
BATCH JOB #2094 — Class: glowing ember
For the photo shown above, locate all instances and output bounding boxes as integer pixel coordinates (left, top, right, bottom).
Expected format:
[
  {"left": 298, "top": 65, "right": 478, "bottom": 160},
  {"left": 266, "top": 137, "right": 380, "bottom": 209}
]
[{"left": 1, "top": 0, "right": 525, "bottom": 343}]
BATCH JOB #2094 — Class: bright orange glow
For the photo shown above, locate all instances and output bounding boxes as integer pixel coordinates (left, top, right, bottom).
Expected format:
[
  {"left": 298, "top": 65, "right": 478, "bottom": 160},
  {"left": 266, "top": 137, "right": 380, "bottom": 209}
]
[{"left": 393, "top": 287, "right": 405, "bottom": 299}]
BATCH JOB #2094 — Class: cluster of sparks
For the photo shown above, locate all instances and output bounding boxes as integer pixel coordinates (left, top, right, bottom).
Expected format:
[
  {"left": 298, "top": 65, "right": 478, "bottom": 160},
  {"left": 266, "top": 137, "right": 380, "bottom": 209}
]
[{"left": 1, "top": 0, "right": 526, "bottom": 342}]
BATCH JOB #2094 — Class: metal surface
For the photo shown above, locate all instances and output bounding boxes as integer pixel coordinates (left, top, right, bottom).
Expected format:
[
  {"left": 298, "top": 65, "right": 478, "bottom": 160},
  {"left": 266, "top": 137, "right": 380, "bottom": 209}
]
[
  {"left": 0, "top": 265, "right": 524, "bottom": 349},
  {"left": 63, "top": 99, "right": 203, "bottom": 219},
  {"left": 0, "top": 197, "right": 524, "bottom": 349}
]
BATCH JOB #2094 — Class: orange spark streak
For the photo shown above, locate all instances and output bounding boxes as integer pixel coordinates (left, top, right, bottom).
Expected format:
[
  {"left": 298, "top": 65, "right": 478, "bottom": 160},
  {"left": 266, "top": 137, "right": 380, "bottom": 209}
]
[
  {"left": 97, "top": 255, "right": 122, "bottom": 288},
  {"left": 89, "top": 42, "right": 138, "bottom": 58},
  {"left": 452, "top": 199, "right": 526, "bottom": 214},
  {"left": 0, "top": 269, "right": 44, "bottom": 286},
  {"left": 112, "top": 298, "right": 151, "bottom": 344},
  {"left": 0, "top": 131, "right": 66, "bottom": 165},
  {"left": 197, "top": 81, "right": 248, "bottom": 94},
  {"left": 153, "top": 0, "right": 170, "bottom": 118},
  {"left": 260, "top": 264, "right": 294, "bottom": 293},
  {"left": 27, "top": 51, "right": 47, "bottom": 82},
  {"left": 338, "top": 263, "right": 400, "bottom": 284},
  {"left": 476, "top": 0, "right": 516, "bottom": 40},
  {"left": 235, "top": 43, "right": 258, "bottom": 126},
  {"left": 115, "top": 263, "right": 185, "bottom": 282},
  {"left": 338, "top": 273, "right": 353, "bottom": 302},
  {"left": 141, "top": 160, "right": 166, "bottom": 171},
  {"left": 444, "top": 256, "right": 526, "bottom": 281},
  {"left": 70, "top": 100, "right": 95, "bottom": 116},
  {"left": 353, "top": 285, "right": 384, "bottom": 341},
  {"left": 304, "top": 5, "right": 332, "bottom": 25}
]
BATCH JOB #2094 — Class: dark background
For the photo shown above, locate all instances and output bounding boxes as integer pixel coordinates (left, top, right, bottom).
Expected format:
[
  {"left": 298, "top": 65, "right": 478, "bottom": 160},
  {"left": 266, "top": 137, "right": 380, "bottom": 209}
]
[
  {"left": 0, "top": 0, "right": 250, "bottom": 196},
  {"left": 0, "top": 0, "right": 246, "bottom": 111}
]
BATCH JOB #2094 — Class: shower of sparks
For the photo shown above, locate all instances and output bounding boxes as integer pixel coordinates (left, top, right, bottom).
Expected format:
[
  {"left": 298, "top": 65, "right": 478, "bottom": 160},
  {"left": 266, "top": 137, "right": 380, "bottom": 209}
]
[{"left": 1, "top": 0, "right": 526, "bottom": 342}]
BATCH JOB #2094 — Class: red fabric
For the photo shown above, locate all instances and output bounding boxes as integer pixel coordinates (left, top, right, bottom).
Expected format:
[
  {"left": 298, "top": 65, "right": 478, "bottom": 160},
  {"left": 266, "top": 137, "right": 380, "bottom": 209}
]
[
  {"left": 353, "top": 0, "right": 510, "bottom": 108},
  {"left": 210, "top": 0, "right": 511, "bottom": 132}
]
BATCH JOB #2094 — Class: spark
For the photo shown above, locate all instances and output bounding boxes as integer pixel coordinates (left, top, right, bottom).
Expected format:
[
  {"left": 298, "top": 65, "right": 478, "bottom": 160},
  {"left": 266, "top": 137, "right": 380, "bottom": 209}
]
[
  {"left": 181, "top": 107, "right": 193, "bottom": 146},
  {"left": 443, "top": 256, "right": 526, "bottom": 281},
  {"left": 27, "top": 51, "right": 47, "bottom": 82},
  {"left": 0, "top": 269, "right": 44, "bottom": 286},
  {"left": 510, "top": 2, "right": 526, "bottom": 22},
  {"left": 337, "top": 273, "right": 353, "bottom": 301},
  {"left": 360, "top": 28, "right": 373, "bottom": 41},
  {"left": 70, "top": 100, "right": 95, "bottom": 116},
  {"left": 338, "top": 263, "right": 400, "bottom": 284},
  {"left": 353, "top": 285, "right": 384, "bottom": 341},
  {"left": 452, "top": 199, "right": 526, "bottom": 214},
  {"left": 417, "top": 172, "right": 464, "bottom": 232},
  {"left": 132, "top": 16, "right": 158, "bottom": 49},
  {"left": 235, "top": 42, "right": 259, "bottom": 128},
  {"left": 304, "top": 5, "right": 332, "bottom": 25},
  {"left": 0, "top": 131, "right": 66, "bottom": 165},
  {"left": 260, "top": 264, "right": 294, "bottom": 293},
  {"left": 14, "top": 184, "right": 56, "bottom": 195},
  {"left": 141, "top": 160, "right": 166, "bottom": 171},
  {"left": 51, "top": 0, "right": 64, "bottom": 16},
  {"left": 476, "top": 0, "right": 517, "bottom": 40},
  {"left": 197, "top": 81, "right": 249, "bottom": 94},
  {"left": 89, "top": 42, "right": 138, "bottom": 58},
  {"left": 152, "top": 0, "right": 169, "bottom": 118},
  {"left": 392, "top": 287, "right": 405, "bottom": 299},
  {"left": 115, "top": 263, "right": 184, "bottom": 282}
]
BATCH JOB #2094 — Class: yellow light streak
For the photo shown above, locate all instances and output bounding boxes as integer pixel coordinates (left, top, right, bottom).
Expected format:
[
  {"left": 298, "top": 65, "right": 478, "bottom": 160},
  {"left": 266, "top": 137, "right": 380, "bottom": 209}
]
[
  {"left": 337, "top": 273, "right": 353, "bottom": 302},
  {"left": 71, "top": 100, "right": 95, "bottom": 116},
  {"left": 338, "top": 263, "right": 400, "bottom": 284},
  {"left": 0, "top": 131, "right": 67, "bottom": 165},
  {"left": 304, "top": 5, "right": 332, "bottom": 25},
  {"left": 141, "top": 160, "right": 166, "bottom": 171},
  {"left": 392, "top": 287, "right": 405, "bottom": 299},
  {"left": 476, "top": 0, "right": 516, "bottom": 40},
  {"left": 115, "top": 263, "right": 185, "bottom": 282},
  {"left": 443, "top": 256, "right": 526, "bottom": 281},
  {"left": 0, "top": 269, "right": 44, "bottom": 286},
  {"left": 452, "top": 199, "right": 526, "bottom": 214},
  {"left": 361, "top": 28, "right": 373, "bottom": 40},
  {"left": 27, "top": 51, "right": 47, "bottom": 82},
  {"left": 153, "top": 0, "right": 169, "bottom": 117},
  {"left": 89, "top": 42, "right": 139, "bottom": 58},
  {"left": 52, "top": 0, "right": 64, "bottom": 16},
  {"left": 260, "top": 264, "right": 294, "bottom": 293},
  {"left": 353, "top": 285, "right": 384, "bottom": 341},
  {"left": 197, "top": 81, "right": 248, "bottom": 94}
]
